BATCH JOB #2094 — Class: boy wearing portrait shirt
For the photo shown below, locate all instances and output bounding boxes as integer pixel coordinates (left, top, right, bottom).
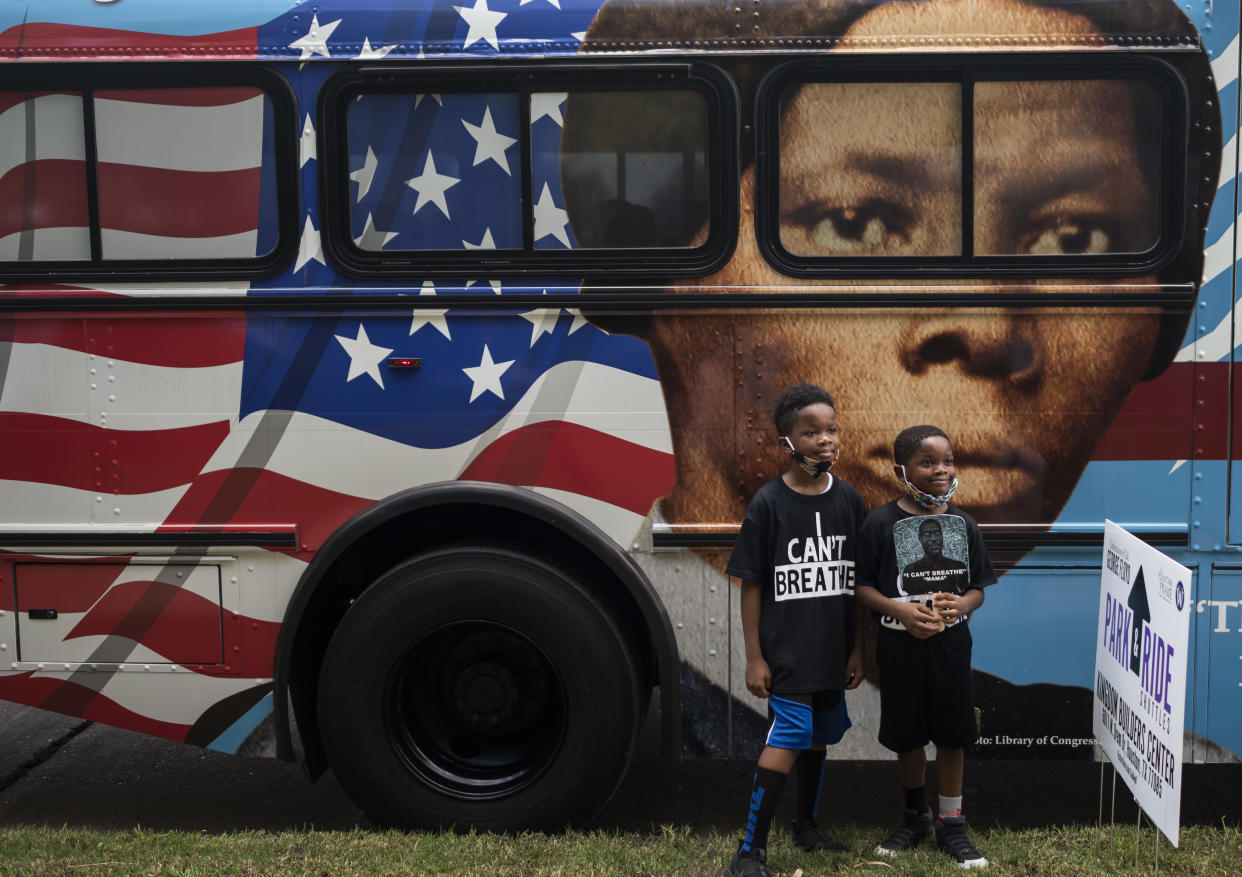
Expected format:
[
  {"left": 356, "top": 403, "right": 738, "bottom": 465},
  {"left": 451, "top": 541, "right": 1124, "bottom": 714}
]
[{"left": 855, "top": 424, "right": 997, "bottom": 870}]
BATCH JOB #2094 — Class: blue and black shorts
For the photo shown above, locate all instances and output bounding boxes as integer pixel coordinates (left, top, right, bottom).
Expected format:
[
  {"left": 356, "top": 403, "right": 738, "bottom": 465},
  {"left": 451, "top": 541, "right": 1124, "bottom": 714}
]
[{"left": 764, "top": 689, "right": 849, "bottom": 750}]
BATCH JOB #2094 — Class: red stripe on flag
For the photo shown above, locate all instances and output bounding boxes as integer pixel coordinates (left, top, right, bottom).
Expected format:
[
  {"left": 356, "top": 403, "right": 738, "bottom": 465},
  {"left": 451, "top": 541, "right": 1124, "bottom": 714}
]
[
  {"left": 0, "top": 91, "right": 79, "bottom": 115},
  {"left": 97, "top": 164, "right": 261, "bottom": 239},
  {"left": 1092, "top": 362, "right": 1208, "bottom": 461},
  {"left": 87, "top": 313, "right": 247, "bottom": 367},
  {"left": 68, "top": 579, "right": 223, "bottom": 665},
  {"left": 0, "top": 672, "right": 191, "bottom": 742},
  {"left": 459, "top": 421, "right": 674, "bottom": 516},
  {"left": 161, "top": 469, "right": 374, "bottom": 553},
  {"left": 1, "top": 670, "right": 192, "bottom": 740},
  {"left": 97, "top": 87, "right": 262, "bottom": 107},
  {"left": 5, "top": 316, "right": 84, "bottom": 351},
  {"left": 7, "top": 313, "right": 244, "bottom": 368},
  {"left": 12, "top": 558, "right": 128, "bottom": 614},
  {"left": 0, "top": 412, "right": 231, "bottom": 494},
  {"left": 0, "top": 160, "right": 88, "bottom": 239},
  {"left": 0, "top": 285, "right": 126, "bottom": 297},
  {"left": 192, "top": 612, "right": 280, "bottom": 679},
  {"left": 0, "top": 23, "right": 260, "bottom": 61}
]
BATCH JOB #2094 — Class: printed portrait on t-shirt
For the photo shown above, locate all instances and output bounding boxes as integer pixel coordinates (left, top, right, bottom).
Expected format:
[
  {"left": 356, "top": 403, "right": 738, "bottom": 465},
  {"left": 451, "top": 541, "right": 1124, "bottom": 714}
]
[{"left": 895, "top": 514, "right": 969, "bottom": 597}]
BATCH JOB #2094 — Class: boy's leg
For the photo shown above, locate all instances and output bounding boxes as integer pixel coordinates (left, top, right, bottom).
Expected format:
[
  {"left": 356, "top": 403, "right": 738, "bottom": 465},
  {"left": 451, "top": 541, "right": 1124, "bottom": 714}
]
[
  {"left": 927, "top": 630, "right": 987, "bottom": 869},
  {"left": 727, "top": 695, "right": 812, "bottom": 875},
  {"left": 875, "top": 747, "right": 934, "bottom": 857},
  {"left": 790, "top": 691, "right": 848, "bottom": 853},
  {"left": 875, "top": 631, "right": 935, "bottom": 858}
]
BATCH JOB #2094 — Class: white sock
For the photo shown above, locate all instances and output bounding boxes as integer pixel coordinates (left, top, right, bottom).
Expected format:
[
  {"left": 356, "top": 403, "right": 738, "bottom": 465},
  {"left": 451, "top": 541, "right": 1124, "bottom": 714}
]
[{"left": 939, "top": 794, "right": 963, "bottom": 821}]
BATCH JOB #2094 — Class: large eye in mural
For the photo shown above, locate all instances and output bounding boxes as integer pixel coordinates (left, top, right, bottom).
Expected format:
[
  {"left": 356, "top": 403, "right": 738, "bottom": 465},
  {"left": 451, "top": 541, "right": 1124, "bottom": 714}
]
[
  {"left": 973, "top": 78, "right": 1161, "bottom": 258},
  {"left": 778, "top": 81, "right": 962, "bottom": 258}
]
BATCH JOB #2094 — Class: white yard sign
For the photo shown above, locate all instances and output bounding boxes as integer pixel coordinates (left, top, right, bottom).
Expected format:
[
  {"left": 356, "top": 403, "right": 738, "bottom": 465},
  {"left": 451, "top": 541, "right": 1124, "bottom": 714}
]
[{"left": 1093, "top": 521, "right": 1192, "bottom": 846}]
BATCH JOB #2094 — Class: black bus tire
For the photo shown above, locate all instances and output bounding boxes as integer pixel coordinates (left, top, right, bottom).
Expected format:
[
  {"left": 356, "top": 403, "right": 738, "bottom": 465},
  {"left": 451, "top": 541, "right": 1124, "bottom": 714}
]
[{"left": 316, "top": 544, "right": 642, "bottom": 832}]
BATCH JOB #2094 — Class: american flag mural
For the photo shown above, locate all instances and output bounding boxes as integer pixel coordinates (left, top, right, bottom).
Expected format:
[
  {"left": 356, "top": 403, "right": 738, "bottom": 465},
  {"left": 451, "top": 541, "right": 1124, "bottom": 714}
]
[
  {"left": 0, "top": 0, "right": 677, "bottom": 750},
  {"left": 1, "top": 0, "right": 1241, "bottom": 769}
]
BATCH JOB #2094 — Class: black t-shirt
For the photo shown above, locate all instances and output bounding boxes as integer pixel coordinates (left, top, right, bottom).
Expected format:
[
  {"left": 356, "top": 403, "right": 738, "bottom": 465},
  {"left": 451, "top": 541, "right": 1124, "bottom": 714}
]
[
  {"left": 726, "top": 474, "right": 867, "bottom": 693},
  {"left": 856, "top": 500, "right": 997, "bottom": 634}
]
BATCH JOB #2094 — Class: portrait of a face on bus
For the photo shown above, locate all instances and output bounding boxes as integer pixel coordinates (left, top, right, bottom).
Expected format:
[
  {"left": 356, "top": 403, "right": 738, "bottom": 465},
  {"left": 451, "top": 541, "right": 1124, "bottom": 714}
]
[{"left": 561, "top": 0, "right": 1217, "bottom": 540}]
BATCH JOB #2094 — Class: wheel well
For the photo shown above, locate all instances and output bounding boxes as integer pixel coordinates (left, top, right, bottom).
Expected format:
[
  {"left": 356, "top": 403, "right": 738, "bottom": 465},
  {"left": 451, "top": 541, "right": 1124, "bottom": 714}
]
[{"left": 283, "top": 497, "right": 666, "bottom": 778}]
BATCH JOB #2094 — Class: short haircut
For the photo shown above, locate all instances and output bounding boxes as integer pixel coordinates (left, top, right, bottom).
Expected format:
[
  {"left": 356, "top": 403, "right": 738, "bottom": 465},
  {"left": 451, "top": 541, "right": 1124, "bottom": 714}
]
[
  {"left": 893, "top": 424, "right": 951, "bottom": 466},
  {"left": 919, "top": 518, "right": 943, "bottom": 534},
  {"left": 773, "top": 382, "right": 836, "bottom": 435}
]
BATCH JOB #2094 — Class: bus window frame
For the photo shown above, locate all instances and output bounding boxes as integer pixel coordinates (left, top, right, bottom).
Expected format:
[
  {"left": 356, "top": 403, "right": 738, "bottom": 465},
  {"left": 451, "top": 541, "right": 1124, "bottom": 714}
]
[
  {"left": 0, "top": 63, "right": 299, "bottom": 283},
  {"left": 753, "top": 53, "right": 1188, "bottom": 283},
  {"left": 317, "top": 61, "right": 739, "bottom": 280}
]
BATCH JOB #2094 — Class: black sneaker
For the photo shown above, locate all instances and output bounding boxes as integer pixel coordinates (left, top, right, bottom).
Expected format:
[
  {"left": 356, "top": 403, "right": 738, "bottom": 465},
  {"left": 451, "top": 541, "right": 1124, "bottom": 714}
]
[
  {"left": 791, "top": 818, "right": 847, "bottom": 853},
  {"left": 936, "top": 817, "right": 988, "bottom": 869},
  {"left": 875, "top": 806, "right": 934, "bottom": 857},
  {"left": 724, "top": 847, "right": 769, "bottom": 877}
]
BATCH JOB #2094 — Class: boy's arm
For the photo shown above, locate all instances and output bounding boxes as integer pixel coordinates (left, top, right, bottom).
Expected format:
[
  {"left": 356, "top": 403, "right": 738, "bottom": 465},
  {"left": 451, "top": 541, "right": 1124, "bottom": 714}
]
[
  {"left": 845, "top": 597, "right": 864, "bottom": 689},
  {"left": 856, "top": 583, "right": 942, "bottom": 639},
  {"left": 739, "top": 578, "right": 771, "bottom": 698}
]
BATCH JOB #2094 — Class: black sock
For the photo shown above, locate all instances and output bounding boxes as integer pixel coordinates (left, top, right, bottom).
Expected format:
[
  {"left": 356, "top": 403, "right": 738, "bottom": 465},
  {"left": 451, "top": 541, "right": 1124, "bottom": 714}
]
[
  {"left": 739, "top": 766, "right": 787, "bottom": 854},
  {"left": 793, "top": 749, "right": 825, "bottom": 826},
  {"left": 902, "top": 784, "right": 926, "bottom": 812}
]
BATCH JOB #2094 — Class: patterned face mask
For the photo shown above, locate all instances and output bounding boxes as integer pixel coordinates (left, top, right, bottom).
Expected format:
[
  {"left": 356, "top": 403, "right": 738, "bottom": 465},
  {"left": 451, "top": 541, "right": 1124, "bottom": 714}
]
[
  {"left": 781, "top": 436, "right": 836, "bottom": 477},
  {"left": 899, "top": 465, "right": 959, "bottom": 510}
]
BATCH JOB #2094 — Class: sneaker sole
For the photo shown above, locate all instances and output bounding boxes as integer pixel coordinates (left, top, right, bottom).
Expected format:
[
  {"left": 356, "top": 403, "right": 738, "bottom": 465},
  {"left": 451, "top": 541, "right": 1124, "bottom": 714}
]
[{"left": 954, "top": 857, "right": 988, "bottom": 870}]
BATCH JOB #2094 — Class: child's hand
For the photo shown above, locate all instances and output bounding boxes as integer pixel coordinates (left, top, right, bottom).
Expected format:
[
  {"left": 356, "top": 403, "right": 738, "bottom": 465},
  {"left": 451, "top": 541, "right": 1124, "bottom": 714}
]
[
  {"left": 932, "top": 592, "right": 963, "bottom": 625},
  {"left": 896, "top": 600, "right": 942, "bottom": 639},
  {"left": 745, "top": 656, "right": 772, "bottom": 698},
  {"left": 845, "top": 648, "right": 864, "bottom": 690}
]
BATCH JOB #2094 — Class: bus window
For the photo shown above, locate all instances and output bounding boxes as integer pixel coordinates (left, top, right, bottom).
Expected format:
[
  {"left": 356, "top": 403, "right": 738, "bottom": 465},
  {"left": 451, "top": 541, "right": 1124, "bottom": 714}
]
[
  {"left": 972, "top": 78, "right": 1163, "bottom": 258},
  {"left": 758, "top": 58, "right": 1183, "bottom": 278},
  {"left": 94, "top": 87, "right": 275, "bottom": 261},
  {"left": 0, "top": 69, "right": 294, "bottom": 280},
  {"left": 321, "top": 63, "right": 736, "bottom": 278},
  {"left": 0, "top": 91, "right": 90, "bottom": 261},
  {"left": 555, "top": 89, "right": 709, "bottom": 250},
  {"left": 346, "top": 92, "right": 523, "bottom": 251},
  {"left": 778, "top": 81, "right": 962, "bottom": 258}
]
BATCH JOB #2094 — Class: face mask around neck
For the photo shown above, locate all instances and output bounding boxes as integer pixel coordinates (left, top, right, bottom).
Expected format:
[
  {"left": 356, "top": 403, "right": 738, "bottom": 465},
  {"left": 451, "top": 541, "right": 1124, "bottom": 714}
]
[
  {"left": 781, "top": 436, "right": 836, "bottom": 477},
  {"left": 898, "top": 465, "right": 958, "bottom": 510}
]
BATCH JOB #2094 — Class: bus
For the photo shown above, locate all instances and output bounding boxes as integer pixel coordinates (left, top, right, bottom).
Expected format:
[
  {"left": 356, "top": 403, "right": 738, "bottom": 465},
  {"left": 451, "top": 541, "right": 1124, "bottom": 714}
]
[{"left": 0, "top": 0, "right": 1236, "bottom": 831}]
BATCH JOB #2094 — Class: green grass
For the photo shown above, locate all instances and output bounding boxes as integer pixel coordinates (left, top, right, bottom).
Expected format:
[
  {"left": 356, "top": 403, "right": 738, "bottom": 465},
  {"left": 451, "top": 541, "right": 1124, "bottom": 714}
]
[{"left": 0, "top": 822, "right": 1237, "bottom": 876}]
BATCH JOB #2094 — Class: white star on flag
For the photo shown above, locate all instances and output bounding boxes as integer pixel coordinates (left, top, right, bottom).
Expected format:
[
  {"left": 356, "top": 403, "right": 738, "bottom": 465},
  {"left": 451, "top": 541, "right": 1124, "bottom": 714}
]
[
  {"left": 454, "top": 0, "right": 507, "bottom": 50},
  {"left": 410, "top": 281, "right": 451, "bottom": 339},
  {"left": 520, "top": 0, "right": 562, "bottom": 9},
  {"left": 406, "top": 152, "right": 459, "bottom": 219},
  {"left": 520, "top": 309, "right": 561, "bottom": 347},
  {"left": 289, "top": 14, "right": 341, "bottom": 60},
  {"left": 295, "top": 214, "right": 325, "bottom": 272},
  {"left": 415, "top": 93, "right": 444, "bottom": 108},
  {"left": 530, "top": 92, "right": 566, "bottom": 126},
  {"left": 533, "top": 183, "right": 570, "bottom": 247},
  {"left": 466, "top": 278, "right": 503, "bottom": 294},
  {"left": 463, "top": 228, "right": 498, "bottom": 250},
  {"left": 567, "top": 308, "right": 592, "bottom": 334},
  {"left": 463, "top": 344, "right": 514, "bottom": 402},
  {"left": 354, "top": 213, "right": 399, "bottom": 250},
  {"left": 335, "top": 323, "right": 394, "bottom": 389},
  {"left": 356, "top": 37, "right": 397, "bottom": 60},
  {"left": 351, "top": 146, "right": 379, "bottom": 202},
  {"left": 462, "top": 107, "right": 517, "bottom": 175},
  {"left": 299, "top": 114, "right": 317, "bottom": 168}
]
